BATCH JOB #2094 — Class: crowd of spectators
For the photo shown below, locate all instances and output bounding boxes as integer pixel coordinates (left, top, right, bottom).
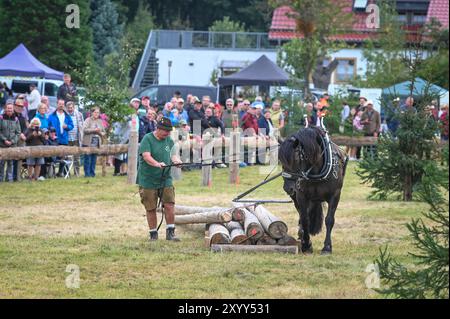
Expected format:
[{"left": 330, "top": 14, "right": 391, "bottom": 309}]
[{"left": 1, "top": 78, "right": 448, "bottom": 182}]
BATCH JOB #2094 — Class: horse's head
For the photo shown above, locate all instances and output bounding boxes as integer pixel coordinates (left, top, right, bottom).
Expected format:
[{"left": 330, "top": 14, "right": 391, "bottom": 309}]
[{"left": 279, "top": 127, "right": 323, "bottom": 195}]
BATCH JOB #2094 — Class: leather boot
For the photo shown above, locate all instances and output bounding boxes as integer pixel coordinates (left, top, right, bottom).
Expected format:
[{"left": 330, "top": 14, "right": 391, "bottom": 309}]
[{"left": 166, "top": 227, "right": 181, "bottom": 242}]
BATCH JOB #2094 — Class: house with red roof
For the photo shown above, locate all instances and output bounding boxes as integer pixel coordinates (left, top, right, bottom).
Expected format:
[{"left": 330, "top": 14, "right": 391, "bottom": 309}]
[{"left": 269, "top": 0, "right": 449, "bottom": 93}]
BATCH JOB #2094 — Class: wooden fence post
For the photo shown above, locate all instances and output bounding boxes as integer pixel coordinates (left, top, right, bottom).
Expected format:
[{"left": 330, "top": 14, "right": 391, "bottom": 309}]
[
  {"left": 127, "top": 114, "right": 139, "bottom": 185},
  {"left": 229, "top": 130, "right": 240, "bottom": 184},
  {"left": 171, "top": 130, "right": 182, "bottom": 181},
  {"left": 202, "top": 132, "right": 213, "bottom": 187}
]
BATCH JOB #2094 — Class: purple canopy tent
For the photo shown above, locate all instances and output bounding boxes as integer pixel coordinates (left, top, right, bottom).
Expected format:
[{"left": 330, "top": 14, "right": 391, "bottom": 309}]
[{"left": 0, "top": 43, "right": 63, "bottom": 80}]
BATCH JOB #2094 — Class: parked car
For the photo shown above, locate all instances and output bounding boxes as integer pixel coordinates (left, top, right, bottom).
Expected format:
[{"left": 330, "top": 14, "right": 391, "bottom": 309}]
[
  {"left": 132, "top": 85, "right": 218, "bottom": 107},
  {"left": 0, "top": 76, "right": 63, "bottom": 109}
]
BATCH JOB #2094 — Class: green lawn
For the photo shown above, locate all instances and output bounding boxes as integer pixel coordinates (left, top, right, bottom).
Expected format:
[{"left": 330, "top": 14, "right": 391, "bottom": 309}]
[{"left": 0, "top": 163, "right": 427, "bottom": 298}]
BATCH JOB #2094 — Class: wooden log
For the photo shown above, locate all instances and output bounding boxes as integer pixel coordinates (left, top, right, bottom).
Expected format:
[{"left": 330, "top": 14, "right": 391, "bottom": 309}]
[
  {"left": 175, "top": 210, "right": 232, "bottom": 225},
  {"left": 256, "top": 234, "right": 278, "bottom": 246},
  {"left": 163, "top": 205, "right": 227, "bottom": 215},
  {"left": 251, "top": 205, "right": 288, "bottom": 239},
  {"left": 225, "top": 221, "right": 248, "bottom": 245},
  {"left": 0, "top": 144, "right": 129, "bottom": 161},
  {"left": 211, "top": 244, "right": 298, "bottom": 254},
  {"left": 208, "top": 224, "right": 231, "bottom": 246},
  {"left": 231, "top": 207, "right": 245, "bottom": 222},
  {"left": 242, "top": 208, "right": 264, "bottom": 243},
  {"left": 277, "top": 235, "right": 299, "bottom": 246}
]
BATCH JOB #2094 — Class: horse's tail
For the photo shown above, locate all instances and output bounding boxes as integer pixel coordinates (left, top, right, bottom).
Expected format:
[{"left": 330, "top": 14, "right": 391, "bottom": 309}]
[{"left": 308, "top": 202, "right": 323, "bottom": 236}]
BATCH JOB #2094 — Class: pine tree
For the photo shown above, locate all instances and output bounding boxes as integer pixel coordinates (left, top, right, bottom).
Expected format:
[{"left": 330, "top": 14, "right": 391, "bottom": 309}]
[
  {"left": 375, "top": 147, "right": 449, "bottom": 299},
  {"left": 90, "top": 0, "right": 124, "bottom": 64},
  {"left": 0, "top": 0, "right": 93, "bottom": 76},
  {"left": 356, "top": 17, "right": 445, "bottom": 201}
]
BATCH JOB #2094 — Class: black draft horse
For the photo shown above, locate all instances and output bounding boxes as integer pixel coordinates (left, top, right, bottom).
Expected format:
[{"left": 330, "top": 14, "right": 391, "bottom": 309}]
[{"left": 279, "top": 127, "right": 348, "bottom": 255}]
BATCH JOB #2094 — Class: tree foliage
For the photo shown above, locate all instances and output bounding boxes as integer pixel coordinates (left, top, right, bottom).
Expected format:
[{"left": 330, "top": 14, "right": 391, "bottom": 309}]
[
  {"left": 274, "top": 0, "right": 351, "bottom": 94},
  {"left": 356, "top": 6, "right": 447, "bottom": 202},
  {"left": 0, "top": 0, "right": 93, "bottom": 77},
  {"left": 90, "top": 0, "right": 124, "bottom": 65},
  {"left": 375, "top": 146, "right": 449, "bottom": 299},
  {"left": 115, "top": 0, "right": 273, "bottom": 32},
  {"left": 76, "top": 40, "right": 137, "bottom": 132},
  {"left": 209, "top": 16, "right": 246, "bottom": 32}
]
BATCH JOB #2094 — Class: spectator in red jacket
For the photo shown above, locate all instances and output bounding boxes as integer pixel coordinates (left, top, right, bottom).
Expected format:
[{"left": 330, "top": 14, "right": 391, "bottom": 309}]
[{"left": 241, "top": 104, "right": 259, "bottom": 136}]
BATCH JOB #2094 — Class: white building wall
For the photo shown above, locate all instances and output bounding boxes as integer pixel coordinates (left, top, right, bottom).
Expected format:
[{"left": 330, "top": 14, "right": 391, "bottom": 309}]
[
  {"left": 156, "top": 49, "right": 278, "bottom": 86},
  {"left": 155, "top": 47, "right": 369, "bottom": 92}
]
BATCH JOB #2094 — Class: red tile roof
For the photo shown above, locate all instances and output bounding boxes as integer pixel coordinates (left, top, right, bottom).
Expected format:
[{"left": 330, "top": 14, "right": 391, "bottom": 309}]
[
  {"left": 270, "top": 0, "right": 449, "bottom": 42},
  {"left": 426, "top": 0, "right": 449, "bottom": 28}
]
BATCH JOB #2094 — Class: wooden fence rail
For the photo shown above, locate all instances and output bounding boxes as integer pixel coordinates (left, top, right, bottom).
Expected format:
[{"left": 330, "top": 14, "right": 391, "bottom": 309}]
[{"left": 0, "top": 136, "right": 379, "bottom": 162}]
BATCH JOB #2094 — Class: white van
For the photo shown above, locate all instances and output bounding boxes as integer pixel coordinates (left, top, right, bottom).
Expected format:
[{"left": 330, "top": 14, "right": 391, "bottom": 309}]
[{"left": 0, "top": 76, "right": 63, "bottom": 109}]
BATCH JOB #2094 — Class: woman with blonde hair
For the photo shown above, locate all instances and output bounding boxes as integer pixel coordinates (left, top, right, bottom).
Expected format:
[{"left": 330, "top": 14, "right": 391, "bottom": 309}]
[{"left": 82, "top": 106, "right": 106, "bottom": 177}]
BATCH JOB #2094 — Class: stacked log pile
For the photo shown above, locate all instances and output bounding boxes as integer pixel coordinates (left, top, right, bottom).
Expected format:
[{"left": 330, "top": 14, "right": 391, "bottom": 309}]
[{"left": 168, "top": 204, "right": 299, "bottom": 254}]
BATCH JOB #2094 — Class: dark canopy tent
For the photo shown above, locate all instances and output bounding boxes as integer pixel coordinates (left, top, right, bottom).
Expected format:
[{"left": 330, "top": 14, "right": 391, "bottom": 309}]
[
  {"left": 218, "top": 55, "right": 289, "bottom": 86},
  {"left": 0, "top": 43, "right": 63, "bottom": 80}
]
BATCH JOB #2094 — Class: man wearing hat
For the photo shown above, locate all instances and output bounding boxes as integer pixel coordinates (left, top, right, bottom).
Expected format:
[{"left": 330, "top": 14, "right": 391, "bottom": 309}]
[
  {"left": 137, "top": 117, "right": 183, "bottom": 242},
  {"left": 188, "top": 96, "right": 205, "bottom": 134}
]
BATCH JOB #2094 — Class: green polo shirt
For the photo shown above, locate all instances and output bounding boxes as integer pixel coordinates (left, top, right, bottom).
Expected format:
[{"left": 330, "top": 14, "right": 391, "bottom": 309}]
[{"left": 137, "top": 133, "right": 175, "bottom": 189}]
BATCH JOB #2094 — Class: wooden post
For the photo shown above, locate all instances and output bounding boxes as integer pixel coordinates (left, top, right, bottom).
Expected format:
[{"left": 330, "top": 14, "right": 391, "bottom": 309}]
[
  {"left": 208, "top": 224, "right": 231, "bottom": 246},
  {"left": 202, "top": 132, "right": 213, "bottom": 187},
  {"left": 170, "top": 130, "right": 182, "bottom": 181},
  {"left": 229, "top": 130, "right": 240, "bottom": 184},
  {"left": 211, "top": 244, "right": 298, "bottom": 254},
  {"left": 127, "top": 114, "right": 139, "bottom": 184},
  {"left": 251, "top": 205, "right": 288, "bottom": 239},
  {"left": 247, "top": 136, "right": 257, "bottom": 165}
]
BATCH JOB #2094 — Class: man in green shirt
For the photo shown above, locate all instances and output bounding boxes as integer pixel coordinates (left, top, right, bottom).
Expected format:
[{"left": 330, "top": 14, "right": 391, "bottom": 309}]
[{"left": 137, "top": 117, "right": 182, "bottom": 242}]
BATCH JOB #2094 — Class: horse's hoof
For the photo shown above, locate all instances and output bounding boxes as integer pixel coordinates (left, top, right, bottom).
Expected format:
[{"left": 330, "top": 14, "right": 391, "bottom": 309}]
[
  {"left": 301, "top": 244, "right": 313, "bottom": 254},
  {"left": 321, "top": 247, "right": 332, "bottom": 255}
]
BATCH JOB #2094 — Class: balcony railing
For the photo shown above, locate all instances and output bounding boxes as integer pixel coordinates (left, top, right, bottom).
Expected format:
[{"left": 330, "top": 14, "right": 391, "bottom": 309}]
[{"left": 150, "top": 30, "right": 279, "bottom": 50}]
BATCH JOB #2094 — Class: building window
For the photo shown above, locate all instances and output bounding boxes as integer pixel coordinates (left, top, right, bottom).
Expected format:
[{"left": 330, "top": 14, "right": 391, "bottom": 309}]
[
  {"left": 353, "top": 0, "right": 368, "bottom": 11},
  {"left": 335, "top": 58, "right": 357, "bottom": 83}
]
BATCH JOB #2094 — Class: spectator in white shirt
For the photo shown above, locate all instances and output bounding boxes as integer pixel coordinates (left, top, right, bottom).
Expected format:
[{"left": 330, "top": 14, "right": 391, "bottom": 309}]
[{"left": 27, "top": 84, "right": 41, "bottom": 120}]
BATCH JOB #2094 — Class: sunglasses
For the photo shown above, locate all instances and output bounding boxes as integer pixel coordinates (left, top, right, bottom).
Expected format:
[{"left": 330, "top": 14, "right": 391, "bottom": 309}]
[{"left": 244, "top": 103, "right": 250, "bottom": 106}]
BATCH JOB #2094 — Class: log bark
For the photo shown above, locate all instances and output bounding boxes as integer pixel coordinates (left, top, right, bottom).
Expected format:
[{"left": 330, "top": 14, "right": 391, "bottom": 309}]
[
  {"left": 251, "top": 205, "right": 288, "bottom": 239},
  {"left": 158, "top": 205, "right": 226, "bottom": 215},
  {"left": 225, "top": 221, "right": 248, "bottom": 245},
  {"left": 208, "top": 224, "right": 231, "bottom": 246},
  {"left": 0, "top": 144, "right": 129, "bottom": 161},
  {"left": 175, "top": 210, "right": 232, "bottom": 225},
  {"left": 256, "top": 234, "right": 278, "bottom": 246},
  {"left": 242, "top": 208, "right": 264, "bottom": 243},
  {"left": 211, "top": 244, "right": 298, "bottom": 254}
]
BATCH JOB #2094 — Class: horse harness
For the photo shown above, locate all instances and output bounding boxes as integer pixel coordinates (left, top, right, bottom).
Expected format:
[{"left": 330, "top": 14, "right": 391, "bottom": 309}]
[{"left": 281, "top": 128, "right": 343, "bottom": 191}]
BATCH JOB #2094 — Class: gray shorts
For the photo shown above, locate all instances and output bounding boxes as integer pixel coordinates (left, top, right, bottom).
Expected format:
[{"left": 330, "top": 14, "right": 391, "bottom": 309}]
[{"left": 27, "top": 158, "right": 45, "bottom": 166}]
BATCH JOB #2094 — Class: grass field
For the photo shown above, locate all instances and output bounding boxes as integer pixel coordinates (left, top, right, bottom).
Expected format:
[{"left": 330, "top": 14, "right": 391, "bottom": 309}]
[{"left": 0, "top": 162, "right": 428, "bottom": 299}]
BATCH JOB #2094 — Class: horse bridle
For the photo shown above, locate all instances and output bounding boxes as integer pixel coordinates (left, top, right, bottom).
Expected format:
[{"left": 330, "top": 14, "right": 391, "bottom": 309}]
[{"left": 282, "top": 129, "right": 334, "bottom": 182}]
